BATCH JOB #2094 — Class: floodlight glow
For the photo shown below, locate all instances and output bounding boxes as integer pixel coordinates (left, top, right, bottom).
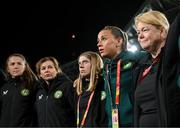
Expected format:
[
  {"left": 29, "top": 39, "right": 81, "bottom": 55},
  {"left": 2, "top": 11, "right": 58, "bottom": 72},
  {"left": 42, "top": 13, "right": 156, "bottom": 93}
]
[{"left": 127, "top": 45, "right": 138, "bottom": 53}]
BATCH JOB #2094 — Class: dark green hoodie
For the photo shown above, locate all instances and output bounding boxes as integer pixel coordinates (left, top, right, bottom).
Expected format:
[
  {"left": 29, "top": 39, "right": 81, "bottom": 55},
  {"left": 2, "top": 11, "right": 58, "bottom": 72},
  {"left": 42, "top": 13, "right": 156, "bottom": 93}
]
[{"left": 103, "top": 50, "right": 146, "bottom": 127}]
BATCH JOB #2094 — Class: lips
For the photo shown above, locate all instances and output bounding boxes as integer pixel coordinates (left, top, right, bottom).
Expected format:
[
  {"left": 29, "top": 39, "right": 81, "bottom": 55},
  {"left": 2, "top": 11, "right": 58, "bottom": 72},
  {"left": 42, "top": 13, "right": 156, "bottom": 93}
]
[
  {"left": 98, "top": 48, "right": 104, "bottom": 54},
  {"left": 80, "top": 70, "right": 85, "bottom": 73},
  {"left": 13, "top": 70, "right": 20, "bottom": 74},
  {"left": 44, "top": 74, "right": 51, "bottom": 77}
]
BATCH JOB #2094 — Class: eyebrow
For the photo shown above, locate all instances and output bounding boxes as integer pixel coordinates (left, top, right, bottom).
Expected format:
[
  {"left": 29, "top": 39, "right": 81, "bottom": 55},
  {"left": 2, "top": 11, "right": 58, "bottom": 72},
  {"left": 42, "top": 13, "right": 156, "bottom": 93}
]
[{"left": 137, "top": 26, "right": 150, "bottom": 31}]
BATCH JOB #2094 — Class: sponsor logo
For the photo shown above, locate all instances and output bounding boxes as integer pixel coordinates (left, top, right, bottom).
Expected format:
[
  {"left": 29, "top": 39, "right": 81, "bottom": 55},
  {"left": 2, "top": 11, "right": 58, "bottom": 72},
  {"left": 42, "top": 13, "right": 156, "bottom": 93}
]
[
  {"left": 3, "top": 90, "right": 8, "bottom": 95},
  {"left": 38, "top": 94, "right": 43, "bottom": 100}
]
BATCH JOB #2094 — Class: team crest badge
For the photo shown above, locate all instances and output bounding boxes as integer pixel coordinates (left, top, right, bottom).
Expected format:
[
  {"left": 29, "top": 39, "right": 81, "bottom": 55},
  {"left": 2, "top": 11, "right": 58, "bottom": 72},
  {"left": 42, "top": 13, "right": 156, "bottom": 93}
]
[
  {"left": 54, "top": 90, "right": 63, "bottom": 99},
  {"left": 123, "top": 62, "right": 132, "bottom": 70},
  {"left": 21, "top": 89, "right": 30, "bottom": 96},
  {"left": 101, "top": 91, "right": 106, "bottom": 100}
]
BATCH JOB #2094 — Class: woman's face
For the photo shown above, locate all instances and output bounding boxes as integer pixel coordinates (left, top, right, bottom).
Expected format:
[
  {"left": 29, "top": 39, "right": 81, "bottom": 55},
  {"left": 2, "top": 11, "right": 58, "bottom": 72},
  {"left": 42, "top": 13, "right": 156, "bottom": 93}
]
[
  {"left": 136, "top": 22, "right": 163, "bottom": 53},
  {"left": 97, "top": 30, "right": 121, "bottom": 59},
  {"left": 78, "top": 56, "right": 91, "bottom": 78},
  {"left": 7, "top": 56, "right": 26, "bottom": 78},
  {"left": 40, "top": 60, "right": 58, "bottom": 81}
]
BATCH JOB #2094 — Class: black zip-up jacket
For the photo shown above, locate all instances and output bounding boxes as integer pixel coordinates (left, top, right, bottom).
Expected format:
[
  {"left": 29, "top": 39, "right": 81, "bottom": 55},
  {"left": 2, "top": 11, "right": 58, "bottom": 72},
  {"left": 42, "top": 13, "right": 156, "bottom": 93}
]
[
  {"left": 133, "top": 13, "right": 180, "bottom": 127},
  {"left": 0, "top": 76, "right": 36, "bottom": 127},
  {"left": 0, "top": 69, "right": 7, "bottom": 88},
  {"left": 75, "top": 75, "right": 108, "bottom": 127},
  {"left": 35, "top": 73, "right": 76, "bottom": 127}
]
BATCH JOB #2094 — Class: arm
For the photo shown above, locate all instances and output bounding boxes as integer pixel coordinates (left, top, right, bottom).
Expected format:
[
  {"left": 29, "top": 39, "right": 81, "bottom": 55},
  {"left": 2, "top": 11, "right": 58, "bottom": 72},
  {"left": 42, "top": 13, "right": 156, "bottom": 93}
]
[
  {"left": 162, "top": 13, "right": 180, "bottom": 126},
  {"left": 0, "top": 69, "right": 7, "bottom": 88},
  {"left": 164, "top": 13, "right": 180, "bottom": 68}
]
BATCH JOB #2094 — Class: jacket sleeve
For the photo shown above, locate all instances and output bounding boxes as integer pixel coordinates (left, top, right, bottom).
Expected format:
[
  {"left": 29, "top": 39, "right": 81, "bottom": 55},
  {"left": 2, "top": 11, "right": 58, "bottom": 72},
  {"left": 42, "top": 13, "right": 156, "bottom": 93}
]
[
  {"left": 96, "top": 78, "right": 108, "bottom": 127},
  {"left": 0, "top": 69, "right": 7, "bottom": 88},
  {"left": 162, "top": 13, "right": 180, "bottom": 126},
  {"left": 164, "top": 13, "right": 180, "bottom": 68},
  {"left": 64, "top": 81, "right": 76, "bottom": 111},
  {"left": 134, "top": 100, "right": 140, "bottom": 127}
]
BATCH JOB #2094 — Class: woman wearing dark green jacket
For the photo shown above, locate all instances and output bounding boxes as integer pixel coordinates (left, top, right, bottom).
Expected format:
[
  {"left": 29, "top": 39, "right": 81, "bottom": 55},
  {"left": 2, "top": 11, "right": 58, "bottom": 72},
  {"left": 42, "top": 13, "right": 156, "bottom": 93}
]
[{"left": 97, "top": 26, "right": 145, "bottom": 127}]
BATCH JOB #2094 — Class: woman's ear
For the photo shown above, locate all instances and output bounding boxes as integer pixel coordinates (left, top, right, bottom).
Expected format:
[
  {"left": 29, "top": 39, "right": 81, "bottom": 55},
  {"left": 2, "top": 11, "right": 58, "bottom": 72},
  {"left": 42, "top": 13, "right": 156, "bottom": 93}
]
[
  {"left": 116, "top": 37, "right": 123, "bottom": 48},
  {"left": 6, "top": 67, "right": 9, "bottom": 73},
  {"left": 160, "top": 27, "right": 168, "bottom": 40}
]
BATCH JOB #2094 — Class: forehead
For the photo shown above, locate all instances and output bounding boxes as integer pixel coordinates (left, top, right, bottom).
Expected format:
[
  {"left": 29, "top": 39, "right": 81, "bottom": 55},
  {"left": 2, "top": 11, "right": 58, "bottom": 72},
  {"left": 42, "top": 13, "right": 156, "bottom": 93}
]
[
  {"left": 136, "top": 22, "right": 153, "bottom": 29},
  {"left": 98, "top": 30, "right": 112, "bottom": 36},
  {"left": 41, "top": 60, "right": 54, "bottom": 66},
  {"left": 8, "top": 56, "right": 24, "bottom": 63},
  {"left": 78, "top": 56, "right": 90, "bottom": 62}
]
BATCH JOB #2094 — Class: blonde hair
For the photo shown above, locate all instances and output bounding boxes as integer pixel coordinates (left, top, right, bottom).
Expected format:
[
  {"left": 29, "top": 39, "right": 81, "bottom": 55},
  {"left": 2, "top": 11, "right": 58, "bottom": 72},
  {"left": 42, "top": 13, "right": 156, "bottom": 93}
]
[
  {"left": 135, "top": 10, "right": 169, "bottom": 33},
  {"left": 36, "top": 56, "right": 62, "bottom": 78},
  {"left": 74, "top": 51, "right": 103, "bottom": 95}
]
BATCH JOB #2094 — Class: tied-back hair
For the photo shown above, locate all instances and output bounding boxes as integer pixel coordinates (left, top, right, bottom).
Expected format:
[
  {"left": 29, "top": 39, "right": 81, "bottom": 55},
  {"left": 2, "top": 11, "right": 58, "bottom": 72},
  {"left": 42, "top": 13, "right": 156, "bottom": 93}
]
[
  {"left": 135, "top": 10, "right": 170, "bottom": 33},
  {"left": 5, "top": 53, "right": 37, "bottom": 89},
  {"left": 35, "top": 56, "right": 62, "bottom": 79},
  {"left": 102, "top": 26, "right": 128, "bottom": 50},
  {"left": 74, "top": 51, "right": 103, "bottom": 95}
]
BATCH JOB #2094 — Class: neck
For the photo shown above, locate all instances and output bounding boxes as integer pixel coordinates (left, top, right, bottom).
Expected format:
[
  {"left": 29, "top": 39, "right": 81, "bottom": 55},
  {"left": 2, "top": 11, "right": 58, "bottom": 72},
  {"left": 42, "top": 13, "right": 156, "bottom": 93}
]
[
  {"left": 150, "top": 41, "right": 165, "bottom": 58},
  {"left": 112, "top": 49, "right": 122, "bottom": 59},
  {"left": 151, "top": 49, "right": 161, "bottom": 58}
]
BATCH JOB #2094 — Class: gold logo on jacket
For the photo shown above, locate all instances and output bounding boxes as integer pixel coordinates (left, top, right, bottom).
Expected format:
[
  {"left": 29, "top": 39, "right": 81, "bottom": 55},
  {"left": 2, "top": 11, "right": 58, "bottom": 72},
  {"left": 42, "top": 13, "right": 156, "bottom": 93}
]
[
  {"left": 54, "top": 90, "right": 63, "bottom": 99},
  {"left": 21, "top": 89, "right": 30, "bottom": 96}
]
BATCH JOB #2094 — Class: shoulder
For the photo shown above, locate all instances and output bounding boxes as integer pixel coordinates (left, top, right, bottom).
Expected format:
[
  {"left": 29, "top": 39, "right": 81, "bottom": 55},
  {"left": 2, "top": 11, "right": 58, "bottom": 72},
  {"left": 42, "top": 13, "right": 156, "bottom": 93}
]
[
  {"left": 56, "top": 73, "right": 73, "bottom": 89},
  {"left": 58, "top": 73, "right": 73, "bottom": 82},
  {"left": 120, "top": 51, "right": 148, "bottom": 69},
  {"left": 0, "top": 79, "right": 15, "bottom": 93},
  {"left": 125, "top": 50, "right": 147, "bottom": 61},
  {"left": 97, "top": 75, "right": 105, "bottom": 88},
  {"left": 34, "top": 79, "right": 44, "bottom": 90},
  {"left": 0, "top": 71, "right": 7, "bottom": 89}
]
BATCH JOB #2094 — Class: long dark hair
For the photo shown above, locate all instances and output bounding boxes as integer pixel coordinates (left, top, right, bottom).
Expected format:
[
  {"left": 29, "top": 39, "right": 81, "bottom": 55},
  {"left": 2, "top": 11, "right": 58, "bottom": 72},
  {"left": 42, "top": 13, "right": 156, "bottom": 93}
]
[{"left": 5, "top": 53, "right": 37, "bottom": 89}]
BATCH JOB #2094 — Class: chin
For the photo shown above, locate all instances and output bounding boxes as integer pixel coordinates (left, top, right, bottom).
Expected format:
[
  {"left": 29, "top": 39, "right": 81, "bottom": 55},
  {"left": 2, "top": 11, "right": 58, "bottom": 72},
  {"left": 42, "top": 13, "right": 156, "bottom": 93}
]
[
  {"left": 142, "top": 46, "right": 151, "bottom": 52},
  {"left": 80, "top": 75, "right": 85, "bottom": 78},
  {"left": 101, "top": 53, "right": 108, "bottom": 58},
  {"left": 45, "top": 77, "right": 54, "bottom": 81},
  {"left": 81, "top": 74, "right": 89, "bottom": 78}
]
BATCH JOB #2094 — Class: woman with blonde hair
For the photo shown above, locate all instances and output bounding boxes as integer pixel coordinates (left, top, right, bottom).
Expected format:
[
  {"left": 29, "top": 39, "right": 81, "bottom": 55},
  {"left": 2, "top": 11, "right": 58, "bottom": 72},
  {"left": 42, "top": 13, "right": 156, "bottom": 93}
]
[
  {"left": 134, "top": 10, "right": 180, "bottom": 127},
  {"left": 74, "top": 51, "right": 108, "bottom": 127}
]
